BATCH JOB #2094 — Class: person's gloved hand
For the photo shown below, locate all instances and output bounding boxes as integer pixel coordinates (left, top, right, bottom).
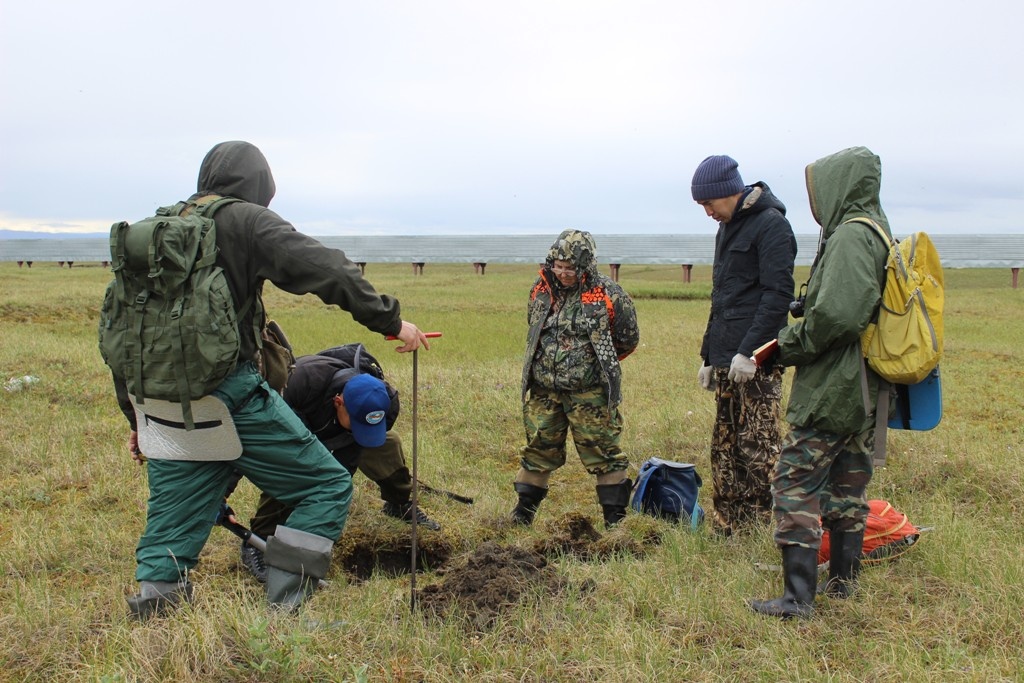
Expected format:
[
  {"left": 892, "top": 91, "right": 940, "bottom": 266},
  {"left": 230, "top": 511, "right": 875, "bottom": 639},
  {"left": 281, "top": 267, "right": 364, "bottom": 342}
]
[
  {"left": 697, "top": 364, "right": 715, "bottom": 391},
  {"left": 728, "top": 353, "right": 757, "bottom": 383}
]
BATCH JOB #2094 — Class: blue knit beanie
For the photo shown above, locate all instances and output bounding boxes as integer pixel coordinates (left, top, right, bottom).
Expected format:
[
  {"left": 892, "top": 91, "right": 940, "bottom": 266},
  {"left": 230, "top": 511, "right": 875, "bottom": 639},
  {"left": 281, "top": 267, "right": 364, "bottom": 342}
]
[{"left": 691, "top": 155, "right": 745, "bottom": 201}]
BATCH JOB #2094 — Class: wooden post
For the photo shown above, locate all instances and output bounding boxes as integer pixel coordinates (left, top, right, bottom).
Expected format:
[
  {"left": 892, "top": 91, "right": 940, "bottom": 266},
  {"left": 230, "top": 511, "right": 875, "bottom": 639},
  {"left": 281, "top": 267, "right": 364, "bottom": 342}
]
[
  {"left": 1013, "top": 267, "right": 1020, "bottom": 289},
  {"left": 609, "top": 263, "right": 620, "bottom": 282},
  {"left": 681, "top": 264, "right": 693, "bottom": 283}
]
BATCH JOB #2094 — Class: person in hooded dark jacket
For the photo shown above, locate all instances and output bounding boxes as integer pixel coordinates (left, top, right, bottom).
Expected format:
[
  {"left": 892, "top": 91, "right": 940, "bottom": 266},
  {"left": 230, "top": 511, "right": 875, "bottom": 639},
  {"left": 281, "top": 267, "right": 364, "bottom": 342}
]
[
  {"left": 691, "top": 155, "right": 797, "bottom": 536},
  {"left": 510, "top": 229, "right": 640, "bottom": 528},
  {"left": 114, "top": 141, "right": 430, "bottom": 618},
  {"left": 749, "top": 146, "right": 891, "bottom": 619},
  {"left": 237, "top": 350, "right": 440, "bottom": 583}
]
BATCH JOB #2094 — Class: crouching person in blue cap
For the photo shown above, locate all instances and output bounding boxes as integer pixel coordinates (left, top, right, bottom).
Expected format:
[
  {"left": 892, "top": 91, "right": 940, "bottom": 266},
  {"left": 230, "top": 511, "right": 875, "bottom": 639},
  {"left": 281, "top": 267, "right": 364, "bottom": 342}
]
[{"left": 238, "top": 348, "right": 440, "bottom": 584}]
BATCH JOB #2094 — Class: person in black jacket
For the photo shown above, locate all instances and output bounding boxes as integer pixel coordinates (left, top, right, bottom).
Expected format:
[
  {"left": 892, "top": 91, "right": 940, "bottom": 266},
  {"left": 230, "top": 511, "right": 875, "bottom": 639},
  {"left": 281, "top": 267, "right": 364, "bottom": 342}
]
[
  {"left": 238, "top": 349, "right": 441, "bottom": 583},
  {"left": 691, "top": 155, "right": 797, "bottom": 536}
]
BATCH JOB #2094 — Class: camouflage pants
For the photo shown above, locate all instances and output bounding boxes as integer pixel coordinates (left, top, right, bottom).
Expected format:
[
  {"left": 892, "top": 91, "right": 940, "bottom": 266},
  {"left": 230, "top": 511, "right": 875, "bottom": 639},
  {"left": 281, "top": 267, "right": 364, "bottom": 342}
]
[
  {"left": 520, "top": 386, "right": 628, "bottom": 475},
  {"left": 710, "top": 365, "right": 782, "bottom": 534},
  {"left": 771, "top": 424, "right": 875, "bottom": 549}
]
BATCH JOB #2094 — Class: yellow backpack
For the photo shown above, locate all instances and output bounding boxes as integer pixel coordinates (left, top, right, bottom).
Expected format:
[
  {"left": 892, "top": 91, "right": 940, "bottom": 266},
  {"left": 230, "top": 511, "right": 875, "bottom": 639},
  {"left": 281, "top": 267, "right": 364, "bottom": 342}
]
[{"left": 847, "top": 217, "right": 944, "bottom": 385}]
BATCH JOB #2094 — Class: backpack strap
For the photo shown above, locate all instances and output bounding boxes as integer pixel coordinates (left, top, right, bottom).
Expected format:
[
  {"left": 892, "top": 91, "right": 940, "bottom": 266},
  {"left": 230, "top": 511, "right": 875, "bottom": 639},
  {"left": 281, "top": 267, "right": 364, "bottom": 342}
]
[
  {"left": 844, "top": 216, "right": 909, "bottom": 281},
  {"left": 188, "top": 193, "right": 240, "bottom": 214},
  {"left": 843, "top": 216, "right": 891, "bottom": 247},
  {"left": 844, "top": 217, "right": 897, "bottom": 468},
  {"left": 352, "top": 343, "right": 365, "bottom": 376},
  {"left": 191, "top": 195, "right": 264, "bottom": 349},
  {"left": 872, "top": 377, "right": 891, "bottom": 468}
]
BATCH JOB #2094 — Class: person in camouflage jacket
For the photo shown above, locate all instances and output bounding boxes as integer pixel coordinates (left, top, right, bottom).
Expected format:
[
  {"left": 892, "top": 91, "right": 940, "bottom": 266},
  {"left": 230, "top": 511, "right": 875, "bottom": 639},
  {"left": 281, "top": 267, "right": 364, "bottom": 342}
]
[{"left": 511, "top": 229, "right": 640, "bottom": 528}]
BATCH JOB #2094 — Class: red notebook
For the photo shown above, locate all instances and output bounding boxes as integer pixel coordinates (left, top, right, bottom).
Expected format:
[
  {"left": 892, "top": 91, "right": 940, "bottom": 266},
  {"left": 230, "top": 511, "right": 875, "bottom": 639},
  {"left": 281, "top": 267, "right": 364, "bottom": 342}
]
[{"left": 751, "top": 339, "right": 778, "bottom": 366}]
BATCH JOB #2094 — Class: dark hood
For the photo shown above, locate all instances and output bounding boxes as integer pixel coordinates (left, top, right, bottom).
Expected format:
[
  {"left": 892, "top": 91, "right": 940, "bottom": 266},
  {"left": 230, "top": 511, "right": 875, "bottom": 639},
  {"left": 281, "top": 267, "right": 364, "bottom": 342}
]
[
  {"left": 733, "top": 181, "right": 786, "bottom": 222},
  {"left": 805, "top": 146, "right": 890, "bottom": 239},
  {"left": 196, "top": 141, "right": 277, "bottom": 207}
]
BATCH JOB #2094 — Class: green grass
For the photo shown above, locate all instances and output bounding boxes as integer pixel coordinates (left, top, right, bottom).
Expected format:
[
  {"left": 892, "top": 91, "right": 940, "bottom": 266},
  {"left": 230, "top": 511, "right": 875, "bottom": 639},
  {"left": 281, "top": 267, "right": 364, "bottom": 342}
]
[{"left": 0, "top": 261, "right": 1021, "bottom": 682}]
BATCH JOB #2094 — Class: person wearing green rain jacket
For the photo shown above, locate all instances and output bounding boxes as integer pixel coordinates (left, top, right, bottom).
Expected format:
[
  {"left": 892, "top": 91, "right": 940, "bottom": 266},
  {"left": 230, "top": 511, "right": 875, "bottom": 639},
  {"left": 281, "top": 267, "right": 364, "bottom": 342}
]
[{"left": 750, "top": 146, "right": 891, "bottom": 619}]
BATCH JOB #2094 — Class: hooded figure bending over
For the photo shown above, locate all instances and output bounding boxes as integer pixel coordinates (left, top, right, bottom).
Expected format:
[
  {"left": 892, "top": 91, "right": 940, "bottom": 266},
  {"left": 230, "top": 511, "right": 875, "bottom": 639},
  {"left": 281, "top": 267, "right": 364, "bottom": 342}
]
[{"left": 510, "top": 229, "right": 640, "bottom": 528}]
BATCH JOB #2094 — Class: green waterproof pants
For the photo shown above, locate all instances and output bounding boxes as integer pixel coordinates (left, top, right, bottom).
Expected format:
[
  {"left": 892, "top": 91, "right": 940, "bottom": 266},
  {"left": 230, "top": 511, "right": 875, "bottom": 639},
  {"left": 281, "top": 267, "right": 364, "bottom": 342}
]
[
  {"left": 136, "top": 363, "right": 351, "bottom": 582},
  {"left": 250, "top": 431, "right": 409, "bottom": 538}
]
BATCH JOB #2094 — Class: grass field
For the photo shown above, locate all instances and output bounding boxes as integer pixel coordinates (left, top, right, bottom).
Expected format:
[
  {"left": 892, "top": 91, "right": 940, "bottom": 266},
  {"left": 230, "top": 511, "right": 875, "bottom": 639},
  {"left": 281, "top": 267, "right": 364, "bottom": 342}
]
[{"left": 0, "top": 260, "right": 1021, "bottom": 682}]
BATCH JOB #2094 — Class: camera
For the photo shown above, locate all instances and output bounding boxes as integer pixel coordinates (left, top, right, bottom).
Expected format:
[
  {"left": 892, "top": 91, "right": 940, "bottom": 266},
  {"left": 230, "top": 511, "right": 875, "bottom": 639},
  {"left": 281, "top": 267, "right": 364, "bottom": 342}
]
[
  {"left": 789, "top": 297, "right": 806, "bottom": 318},
  {"left": 789, "top": 283, "right": 808, "bottom": 318}
]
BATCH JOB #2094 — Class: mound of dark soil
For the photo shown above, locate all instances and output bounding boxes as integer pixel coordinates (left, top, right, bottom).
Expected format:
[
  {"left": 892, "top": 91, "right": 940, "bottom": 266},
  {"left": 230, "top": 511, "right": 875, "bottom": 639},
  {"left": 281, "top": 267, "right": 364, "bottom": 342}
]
[{"left": 417, "top": 541, "right": 573, "bottom": 629}]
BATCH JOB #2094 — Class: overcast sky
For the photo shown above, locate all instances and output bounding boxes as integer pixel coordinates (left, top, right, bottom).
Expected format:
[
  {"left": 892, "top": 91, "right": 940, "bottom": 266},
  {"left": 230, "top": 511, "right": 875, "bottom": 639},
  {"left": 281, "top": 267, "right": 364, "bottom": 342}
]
[{"left": 1, "top": 1, "right": 1020, "bottom": 238}]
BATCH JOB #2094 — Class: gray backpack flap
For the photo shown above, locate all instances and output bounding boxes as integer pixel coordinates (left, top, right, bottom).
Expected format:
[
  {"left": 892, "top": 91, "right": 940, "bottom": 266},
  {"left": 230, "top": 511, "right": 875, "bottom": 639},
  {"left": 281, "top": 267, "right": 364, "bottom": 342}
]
[{"left": 99, "top": 196, "right": 243, "bottom": 429}]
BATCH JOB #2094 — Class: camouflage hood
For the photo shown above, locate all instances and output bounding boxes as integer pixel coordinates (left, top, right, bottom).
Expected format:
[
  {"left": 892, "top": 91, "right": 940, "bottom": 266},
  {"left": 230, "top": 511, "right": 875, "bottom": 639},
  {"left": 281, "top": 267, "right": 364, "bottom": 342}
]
[
  {"left": 545, "top": 229, "right": 599, "bottom": 284},
  {"left": 196, "top": 141, "right": 277, "bottom": 208}
]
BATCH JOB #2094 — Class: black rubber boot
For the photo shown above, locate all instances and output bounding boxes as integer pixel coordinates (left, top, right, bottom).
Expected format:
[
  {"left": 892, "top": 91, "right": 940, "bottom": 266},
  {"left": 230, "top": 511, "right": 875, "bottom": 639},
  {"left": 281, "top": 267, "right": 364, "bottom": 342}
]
[
  {"left": 818, "top": 530, "right": 864, "bottom": 598},
  {"left": 596, "top": 478, "right": 633, "bottom": 528},
  {"left": 510, "top": 482, "right": 548, "bottom": 526},
  {"left": 264, "top": 526, "right": 333, "bottom": 612},
  {"left": 749, "top": 545, "right": 818, "bottom": 619}
]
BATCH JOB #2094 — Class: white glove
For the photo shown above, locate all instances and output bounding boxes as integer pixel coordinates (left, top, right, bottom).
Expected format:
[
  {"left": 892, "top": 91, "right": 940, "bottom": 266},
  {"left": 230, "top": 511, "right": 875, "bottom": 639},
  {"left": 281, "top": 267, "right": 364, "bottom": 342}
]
[
  {"left": 697, "top": 364, "right": 715, "bottom": 391},
  {"left": 728, "top": 353, "right": 757, "bottom": 383}
]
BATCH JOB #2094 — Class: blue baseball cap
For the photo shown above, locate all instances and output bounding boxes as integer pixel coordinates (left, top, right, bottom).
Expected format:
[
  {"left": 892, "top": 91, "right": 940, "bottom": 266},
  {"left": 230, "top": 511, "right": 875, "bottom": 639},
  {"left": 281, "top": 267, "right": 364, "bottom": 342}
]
[{"left": 342, "top": 374, "right": 390, "bottom": 447}]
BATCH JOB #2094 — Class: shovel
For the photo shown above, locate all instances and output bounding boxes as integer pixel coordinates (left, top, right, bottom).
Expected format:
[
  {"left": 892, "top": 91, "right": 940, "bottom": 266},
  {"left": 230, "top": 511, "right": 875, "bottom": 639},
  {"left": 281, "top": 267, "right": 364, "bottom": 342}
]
[{"left": 216, "top": 504, "right": 330, "bottom": 589}]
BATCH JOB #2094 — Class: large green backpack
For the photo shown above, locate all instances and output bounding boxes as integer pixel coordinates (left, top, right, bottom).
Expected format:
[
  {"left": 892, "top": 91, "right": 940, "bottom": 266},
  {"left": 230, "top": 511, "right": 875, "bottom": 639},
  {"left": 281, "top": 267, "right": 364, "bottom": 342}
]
[{"left": 98, "top": 196, "right": 248, "bottom": 429}]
